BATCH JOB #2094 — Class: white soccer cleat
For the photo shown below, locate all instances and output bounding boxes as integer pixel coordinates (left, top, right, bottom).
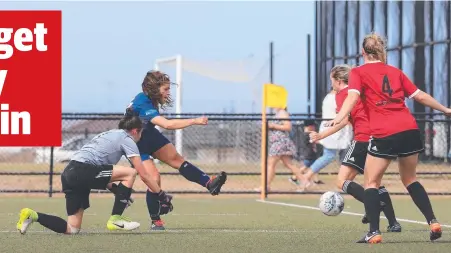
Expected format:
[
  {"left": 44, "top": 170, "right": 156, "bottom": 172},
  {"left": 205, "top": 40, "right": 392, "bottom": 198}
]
[{"left": 107, "top": 215, "right": 140, "bottom": 231}]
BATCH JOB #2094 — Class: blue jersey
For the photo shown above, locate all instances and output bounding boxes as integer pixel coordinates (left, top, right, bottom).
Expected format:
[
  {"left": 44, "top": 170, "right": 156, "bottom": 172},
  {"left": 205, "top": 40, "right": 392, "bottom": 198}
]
[
  {"left": 126, "top": 92, "right": 159, "bottom": 129},
  {"left": 125, "top": 92, "right": 171, "bottom": 159}
]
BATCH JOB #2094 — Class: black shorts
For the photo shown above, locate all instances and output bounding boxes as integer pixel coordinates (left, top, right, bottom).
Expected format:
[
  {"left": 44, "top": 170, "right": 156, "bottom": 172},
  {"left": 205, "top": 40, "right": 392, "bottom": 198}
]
[
  {"left": 61, "top": 160, "right": 113, "bottom": 216},
  {"left": 137, "top": 127, "right": 171, "bottom": 161},
  {"left": 368, "top": 129, "right": 424, "bottom": 159},
  {"left": 342, "top": 141, "right": 368, "bottom": 174}
]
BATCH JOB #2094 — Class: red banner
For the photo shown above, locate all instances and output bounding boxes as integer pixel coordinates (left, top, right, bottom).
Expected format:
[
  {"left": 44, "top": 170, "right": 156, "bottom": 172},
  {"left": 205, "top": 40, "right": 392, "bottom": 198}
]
[{"left": 0, "top": 11, "right": 62, "bottom": 146}]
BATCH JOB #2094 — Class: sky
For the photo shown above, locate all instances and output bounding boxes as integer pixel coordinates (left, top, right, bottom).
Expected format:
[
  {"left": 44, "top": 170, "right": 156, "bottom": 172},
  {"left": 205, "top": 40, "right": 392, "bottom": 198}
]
[{"left": 2, "top": 1, "right": 316, "bottom": 114}]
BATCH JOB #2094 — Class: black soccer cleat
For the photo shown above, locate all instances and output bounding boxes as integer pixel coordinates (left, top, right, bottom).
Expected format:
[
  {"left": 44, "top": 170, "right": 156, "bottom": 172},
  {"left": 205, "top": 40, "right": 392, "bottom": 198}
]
[
  {"left": 361, "top": 214, "right": 369, "bottom": 224},
  {"left": 362, "top": 203, "right": 386, "bottom": 224},
  {"left": 356, "top": 230, "right": 382, "bottom": 244},
  {"left": 429, "top": 219, "right": 442, "bottom": 241},
  {"left": 387, "top": 222, "right": 402, "bottom": 232},
  {"left": 206, "top": 171, "right": 227, "bottom": 196}
]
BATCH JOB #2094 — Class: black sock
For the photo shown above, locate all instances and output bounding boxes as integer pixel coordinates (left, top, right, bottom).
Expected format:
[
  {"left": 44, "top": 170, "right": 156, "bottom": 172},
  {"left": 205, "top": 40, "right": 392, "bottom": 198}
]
[
  {"left": 342, "top": 180, "right": 364, "bottom": 203},
  {"left": 364, "top": 188, "right": 381, "bottom": 232},
  {"left": 146, "top": 190, "right": 161, "bottom": 221},
  {"left": 179, "top": 161, "right": 210, "bottom": 187},
  {"left": 112, "top": 183, "right": 132, "bottom": 216},
  {"left": 37, "top": 212, "right": 67, "bottom": 233},
  {"left": 407, "top": 181, "right": 436, "bottom": 224},
  {"left": 378, "top": 186, "right": 397, "bottom": 226}
]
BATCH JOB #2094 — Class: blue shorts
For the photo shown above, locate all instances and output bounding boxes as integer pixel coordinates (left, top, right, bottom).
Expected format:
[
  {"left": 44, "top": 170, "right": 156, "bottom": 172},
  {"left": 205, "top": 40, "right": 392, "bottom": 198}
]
[
  {"left": 137, "top": 127, "right": 171, "bottom": 161},
  {"left": 303, "top": 159, "right": 316, "bottom": 168}
]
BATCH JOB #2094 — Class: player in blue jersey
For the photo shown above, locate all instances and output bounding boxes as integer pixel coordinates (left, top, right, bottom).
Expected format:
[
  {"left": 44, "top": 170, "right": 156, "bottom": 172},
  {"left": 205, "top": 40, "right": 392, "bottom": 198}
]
[{"left": 126, "top": 70, "right": 227, "bottom": 230}]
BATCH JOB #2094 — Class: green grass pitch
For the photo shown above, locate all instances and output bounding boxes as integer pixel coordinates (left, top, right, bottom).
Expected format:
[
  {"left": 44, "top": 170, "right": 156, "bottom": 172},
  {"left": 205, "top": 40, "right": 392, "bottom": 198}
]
[{"left": 1, "top": 195, "right": 451, "bottom": 253}]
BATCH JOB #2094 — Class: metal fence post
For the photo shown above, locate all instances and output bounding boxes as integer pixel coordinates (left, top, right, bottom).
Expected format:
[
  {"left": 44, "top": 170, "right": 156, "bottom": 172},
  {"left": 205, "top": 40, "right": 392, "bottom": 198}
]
[
  {"left": 264, "top": 119, "right": 269, "bottom": 198},
  {"left": 49, "top": 146, "right": 54, "bottom": 197}
]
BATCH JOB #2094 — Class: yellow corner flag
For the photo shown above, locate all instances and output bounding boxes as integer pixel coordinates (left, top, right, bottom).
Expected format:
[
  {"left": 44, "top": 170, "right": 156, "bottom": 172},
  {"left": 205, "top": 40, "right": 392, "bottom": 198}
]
[
  {"left": 260, "top": 83, "right": 288, "bottom": 200},
  {"left": 263, "top": 83, "right": 288, "bottom": 109}
]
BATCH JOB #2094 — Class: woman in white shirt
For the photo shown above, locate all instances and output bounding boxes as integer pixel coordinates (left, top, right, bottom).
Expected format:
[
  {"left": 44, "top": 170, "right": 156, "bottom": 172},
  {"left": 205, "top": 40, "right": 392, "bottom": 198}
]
[{"left": 298, "top": 89, "right": 353, "bottom": 191}]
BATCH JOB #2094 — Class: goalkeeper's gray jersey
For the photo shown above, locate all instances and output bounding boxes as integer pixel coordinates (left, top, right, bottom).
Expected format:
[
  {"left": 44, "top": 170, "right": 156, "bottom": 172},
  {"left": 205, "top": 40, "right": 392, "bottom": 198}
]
[{"left": 71, "top": 129, "right": 139, "bottom": 166}]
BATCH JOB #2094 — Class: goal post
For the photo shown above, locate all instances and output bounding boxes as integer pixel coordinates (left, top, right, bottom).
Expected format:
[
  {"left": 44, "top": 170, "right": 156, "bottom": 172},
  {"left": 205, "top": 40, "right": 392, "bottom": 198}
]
[
  {"left": 154, "top": 55, "right": 183, "bottom": 155},
  {"left": 153, "top": 53, "right": 269, "bottom": 167}
]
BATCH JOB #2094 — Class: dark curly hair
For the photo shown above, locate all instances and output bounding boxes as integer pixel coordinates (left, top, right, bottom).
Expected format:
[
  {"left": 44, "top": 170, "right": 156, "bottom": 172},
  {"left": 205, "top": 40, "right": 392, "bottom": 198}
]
[
  {"left": 142, "top": 70, "right": 174, "bottom": 110},
  {"left": 118, "top": 115, "right": 143, "bottom": 131}
]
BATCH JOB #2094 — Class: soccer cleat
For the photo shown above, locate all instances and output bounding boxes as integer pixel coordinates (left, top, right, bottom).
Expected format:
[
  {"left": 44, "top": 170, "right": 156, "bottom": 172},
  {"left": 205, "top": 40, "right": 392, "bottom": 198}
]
[
  {"left": 429, "top": 219, "right": 442, "bottom": 241},
  {"left": 361, "top": 214, "right": 369, "bottom": 224},
  {"left": 206, "top": 171, "right": 227, "bottom": 196},
  {"left": 106, "top": 215, "right": 140, "bottom": 231},
  {"left": 16, "top": 208, "right": 38, "bottom": 235},
  {"left": 151, "top": 220, "right": 165, "bottom": 231},
  {"left": 387, "top": 222, "right": 402, "bottom": 232},
  {"left": 356, "top": 230, "right": 382, "bottom": 244},
  {"left": 362, "top": 204, "right": 386, "bottom": 224}
]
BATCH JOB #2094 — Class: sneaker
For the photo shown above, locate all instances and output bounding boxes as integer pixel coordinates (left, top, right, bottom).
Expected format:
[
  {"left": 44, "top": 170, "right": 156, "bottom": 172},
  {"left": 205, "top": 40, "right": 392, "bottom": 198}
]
[
  {"left": 362, "top": 204, "right": 386, "bottom": 224},
  {"left": 288, "top": 177, "right": 300, "bottom": 186},
  {"left": 107, "top": 215, "right": 140, "bottom": 231},
  {"left": 206, "top": 171, "right": 227, "bottom": 196},
  {"left": 16, "top": 208, "right": 38, "bottom": 235},
  {"left": 429, "top": 219, "right": 442, "bottom": 241},
  {"left": 387, "top": 222, "right": 402, "bottom": 232},
  {"left": 356, "top": 230, "right": 382, "bottom": 244},
  {"left": 151, "top": 220, "right": 165, "bottom": 231}
]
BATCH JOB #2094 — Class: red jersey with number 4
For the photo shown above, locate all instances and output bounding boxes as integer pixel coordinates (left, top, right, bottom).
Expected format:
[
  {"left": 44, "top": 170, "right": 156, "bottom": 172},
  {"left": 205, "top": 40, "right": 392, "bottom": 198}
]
[
  {"left": 336, "top": 86, "right": 371, "bottom": 142},
  {"left": 348, "top": 62, "right": 419, "bottom": 138}
]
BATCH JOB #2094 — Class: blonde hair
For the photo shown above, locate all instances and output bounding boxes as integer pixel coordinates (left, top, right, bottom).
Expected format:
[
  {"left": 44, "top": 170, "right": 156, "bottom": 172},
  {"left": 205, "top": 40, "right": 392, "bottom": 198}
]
[
  {"left": 362, "top": 32, "right": 387, "bottom": 63},
  {"left": 330, "top": 64, "right": 352, "bottom": 84}
]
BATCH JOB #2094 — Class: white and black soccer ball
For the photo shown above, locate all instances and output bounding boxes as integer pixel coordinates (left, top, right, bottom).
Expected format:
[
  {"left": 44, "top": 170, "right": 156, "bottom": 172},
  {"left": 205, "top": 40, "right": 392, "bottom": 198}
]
[{"left": 319, "top": 191, "right": 344, "bottom": 216}]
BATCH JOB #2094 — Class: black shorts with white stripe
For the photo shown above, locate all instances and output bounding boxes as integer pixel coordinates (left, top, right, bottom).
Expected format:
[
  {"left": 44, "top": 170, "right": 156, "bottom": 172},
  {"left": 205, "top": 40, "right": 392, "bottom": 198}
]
[
  {"left": 368, "top": 129, "right": 424, "bottom": 160},
  {"left": 342, "top": 141, "right": 369, "bottom": 174},
  {"left": 61, "top": 160, "right": 113, "bottom": 215}
]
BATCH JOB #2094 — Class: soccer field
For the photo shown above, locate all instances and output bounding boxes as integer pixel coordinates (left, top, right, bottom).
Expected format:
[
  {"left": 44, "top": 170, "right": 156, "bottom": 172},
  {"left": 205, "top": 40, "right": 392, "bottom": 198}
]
[{"left": 1, "top": 195, "right": 451, "bottom": 253}]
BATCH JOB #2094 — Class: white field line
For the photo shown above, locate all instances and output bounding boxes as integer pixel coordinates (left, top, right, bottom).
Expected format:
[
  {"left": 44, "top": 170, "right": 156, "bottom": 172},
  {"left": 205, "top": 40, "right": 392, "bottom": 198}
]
[{"left": 256, "top": 199, "right": 451, "bottom": 228}]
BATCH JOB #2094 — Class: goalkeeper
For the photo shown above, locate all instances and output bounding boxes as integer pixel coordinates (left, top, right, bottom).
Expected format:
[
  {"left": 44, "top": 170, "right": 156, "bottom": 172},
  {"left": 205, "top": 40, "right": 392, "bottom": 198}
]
[{"left": 16, "top": 115, "right": 173, "bottom": 235}]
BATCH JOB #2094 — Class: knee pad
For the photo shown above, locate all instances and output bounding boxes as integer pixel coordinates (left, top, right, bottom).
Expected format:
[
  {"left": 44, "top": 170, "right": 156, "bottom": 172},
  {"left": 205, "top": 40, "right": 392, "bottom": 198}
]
[{"left": 68, "top": 224, "right": 80, "bottom": 234}]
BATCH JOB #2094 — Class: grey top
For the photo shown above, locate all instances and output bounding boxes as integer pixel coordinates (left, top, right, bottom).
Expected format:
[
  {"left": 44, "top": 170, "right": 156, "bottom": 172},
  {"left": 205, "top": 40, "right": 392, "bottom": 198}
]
[{"left": 71, "top": 129, "right": 140, "bottom": 166}]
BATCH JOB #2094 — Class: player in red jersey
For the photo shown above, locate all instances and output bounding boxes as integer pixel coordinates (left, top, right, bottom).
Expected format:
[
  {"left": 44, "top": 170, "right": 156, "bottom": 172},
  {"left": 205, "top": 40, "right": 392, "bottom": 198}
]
[
  {"left": 331, "top": 32, "right": 451, "bottom": 244},
  {"left": 310, "top": 64, "right": 400, "bottom": 232}
]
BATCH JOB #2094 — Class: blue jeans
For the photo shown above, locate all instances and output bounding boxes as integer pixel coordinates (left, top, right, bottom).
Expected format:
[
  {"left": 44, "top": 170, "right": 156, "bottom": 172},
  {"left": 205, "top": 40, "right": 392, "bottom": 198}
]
[
  {"left": 303, "top": 159, "right": 316, "bottom": 168},
  {"left": 310, "top": 148, "right": 340, "bottom": 173}
]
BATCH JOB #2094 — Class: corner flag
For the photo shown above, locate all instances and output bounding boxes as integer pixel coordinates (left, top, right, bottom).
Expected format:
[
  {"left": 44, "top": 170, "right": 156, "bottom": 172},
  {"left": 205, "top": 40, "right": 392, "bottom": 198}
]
[
  {"left": 263, "top": 83, "right": 288, "bottom": 109},
  {"left": 260, "top": 83, "right": 288, "bottom": 200}
]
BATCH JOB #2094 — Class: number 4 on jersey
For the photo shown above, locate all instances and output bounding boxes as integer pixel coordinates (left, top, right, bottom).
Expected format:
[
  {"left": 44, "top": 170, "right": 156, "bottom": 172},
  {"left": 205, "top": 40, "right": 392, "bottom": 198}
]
[{"left": 382, "top": 75, "right": 393, "bottom": 97}]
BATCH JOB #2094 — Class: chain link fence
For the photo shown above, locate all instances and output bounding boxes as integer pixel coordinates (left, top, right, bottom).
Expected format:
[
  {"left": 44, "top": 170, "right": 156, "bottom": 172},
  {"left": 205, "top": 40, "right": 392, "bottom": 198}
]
[
  {"left": 315, "top": 1, "right": 451, "bottom": 114},
  {"left": 0, "top": 113, "right": 450, "bottom": 195}
]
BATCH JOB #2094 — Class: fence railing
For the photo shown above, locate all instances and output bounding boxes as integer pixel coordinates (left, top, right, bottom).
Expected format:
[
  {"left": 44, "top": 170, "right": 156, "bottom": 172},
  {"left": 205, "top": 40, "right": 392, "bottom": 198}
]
[{"left": 0, "top": 113, "right": 450, "bottom": 196}]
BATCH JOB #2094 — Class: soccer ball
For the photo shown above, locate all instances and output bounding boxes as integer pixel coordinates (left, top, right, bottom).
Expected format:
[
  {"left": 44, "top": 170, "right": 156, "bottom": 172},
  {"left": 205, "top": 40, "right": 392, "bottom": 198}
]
[{"left": 319, "top": 191, "right": 344, "bottom": 216}]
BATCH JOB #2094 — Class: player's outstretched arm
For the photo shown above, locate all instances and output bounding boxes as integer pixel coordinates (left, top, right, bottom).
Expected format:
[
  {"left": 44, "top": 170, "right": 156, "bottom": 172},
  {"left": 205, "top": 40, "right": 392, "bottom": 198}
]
[
  {"left": 310, "top": 116, "right": 349, "bottom": 143},
  {"left": 332, "top": 92, "right": 359, "bottom": 126},
  {"left": 129, "top": 156, "right": 163, "bottom": 193},
  {"left": 151, "top": 116, "right": 208, "bottom": 130},
  {"left": 412, "top": 91, "right": 451, "bottom": 116},
  {"left": 129, "top": 156, "right": 173, "bottom": 214}
]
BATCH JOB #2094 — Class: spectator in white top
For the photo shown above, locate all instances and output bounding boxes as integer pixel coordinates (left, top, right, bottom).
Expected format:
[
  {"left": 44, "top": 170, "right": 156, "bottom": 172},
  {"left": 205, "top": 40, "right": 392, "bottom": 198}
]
[{"left": 298, "top": 89, "right": 353, "bottom": 191}]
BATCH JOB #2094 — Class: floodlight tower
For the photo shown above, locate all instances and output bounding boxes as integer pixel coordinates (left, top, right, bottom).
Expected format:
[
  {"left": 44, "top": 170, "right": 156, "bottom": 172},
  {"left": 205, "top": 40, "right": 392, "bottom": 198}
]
[{"left": 154, "top": 54, "right": 183, "bottom": 155}]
